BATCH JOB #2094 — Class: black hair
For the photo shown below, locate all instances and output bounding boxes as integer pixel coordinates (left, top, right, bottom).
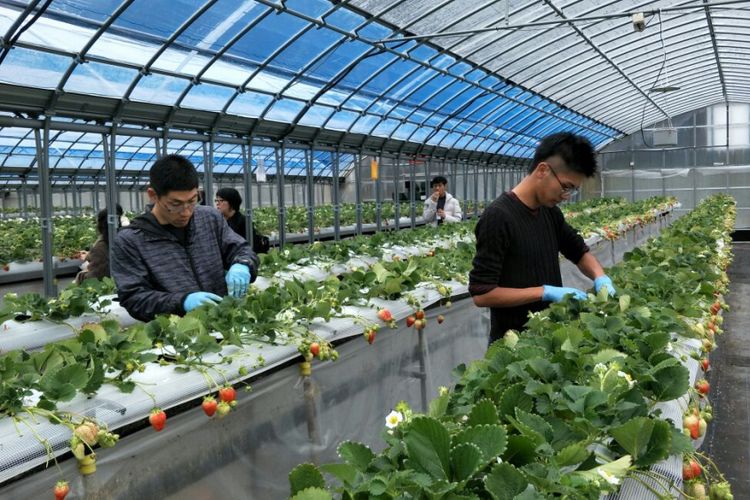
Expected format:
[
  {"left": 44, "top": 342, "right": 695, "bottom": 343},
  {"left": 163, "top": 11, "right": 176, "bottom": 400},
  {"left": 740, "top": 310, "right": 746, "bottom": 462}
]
[
  {"left": 431, "top": 175, "right": 448, "bottom": 187},
  {"left": 96, "top": 203, "right": 124, "bottom": 243},
  {"left": 216, "top": 187, "right": 242, "bottom": 212},
  {"left": 529, "top": 132, "right": 598, "bottom": 177},
  {"left": 149, "top": 154, "right": 200, "bottom": 196}
]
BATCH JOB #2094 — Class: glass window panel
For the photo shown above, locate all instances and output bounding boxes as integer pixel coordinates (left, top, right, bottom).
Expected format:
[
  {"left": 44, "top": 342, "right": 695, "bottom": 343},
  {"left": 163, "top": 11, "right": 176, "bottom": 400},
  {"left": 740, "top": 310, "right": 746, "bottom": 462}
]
[
  {"left": 326, "top": 110, "right": 359, "bottom": 130},
  {"left": 264, "top": 98, "right": 305, "bottom": 122},
  {"left": 350, "top": 114, "right": 382, "bottom": 135},
  {"left": 305, "top": 39, "right": 371, "bottom": 82},
  {"left": 181, "top": 83, "right": 236, "bottom": 112},
  {"left": 324, "top": 8, "right": 364, "bottom": 32},
  {"left": 225, "top": 11, "right": 308, "bottom": 63},
  {"left": 65, "top": 61, "right": 137, "bottom": 97},
  {"left": 272, "top": 28, "right": 344, "bottom": 73},
  {"left": 297, "top": 105, "right": 335, "bottom": 127},
  {"left": 338, "top": 53, "right": 407, "bottom": 94},
  {"left": 169, "top": 0, "right": 268, "bottom": 53},
  {"left": 0, "top": 48, "right": 69, "bottom": 89},
  {"left": 246, "top": 70, "right": 293, "bottom": 93},
  {"left": 371, "top": 118, "right": 401, "bottom": 136},
  {"left": 286, "top": 0, "right": 331, "bottom": 19},
  {"left": 391, "top": 122, "right": 417, "bottom": 141},
  {"left": 130, "top": 74, "right": 190, "bottom": 105},
  {"left": 227, "top": 91, "right": 273, "bottom": 118}
]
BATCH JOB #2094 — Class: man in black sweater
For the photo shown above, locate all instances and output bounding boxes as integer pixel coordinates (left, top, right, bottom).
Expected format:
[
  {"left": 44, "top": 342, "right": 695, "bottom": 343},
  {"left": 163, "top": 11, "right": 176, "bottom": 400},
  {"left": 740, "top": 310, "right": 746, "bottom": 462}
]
[{"left": 469, "top": 132, "right": 615, "bottom": 342}]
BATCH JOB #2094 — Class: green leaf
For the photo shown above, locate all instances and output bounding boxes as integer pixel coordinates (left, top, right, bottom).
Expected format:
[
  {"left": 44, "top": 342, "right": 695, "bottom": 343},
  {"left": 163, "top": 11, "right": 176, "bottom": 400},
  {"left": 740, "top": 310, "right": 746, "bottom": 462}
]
[
  {"left": 499, "top": 383, "right": 533, "bottom": 419},
  {"left": 429, "top": 391, "right": 450, "bottom": 418},
  {"left": 591, "top": 349, "right": 627, "bottom": 365},
  {"left": 290, "top": 487, "right": 332, "bottom": 500},
  {"left": 484, "top": 462, "right": 528, "bottom": 500},
  {"left": 467, "top": 399, "right": 499, "bottom": 426},
  {"left": 369, "top": 476, "right": 388, "bottom": 496},
  {"left": 555, "top": 442, "right": 590, "bottom": 467},
  {"left": 82, "top": 360, "right": 104, "bottom": 395},
  {"left": 289, "top": 463, "right": 326, "bottom": 495},
  {"left": 453, "top": 425, "right": 507, "bottom": 463},
  {"left": 504, "top": 435, "right": 537, "bottom": 466},
  {"left": 610, "top": 417, "right": 672, "bottom": 467},
  {"left": 320, "top": 463, "right": 356, "bottom": 487},
  {"left": 451, "top": 442, "right": 483, "bottom": 481},
  {"left": 403, "top": 416, "right": 451, "bottom": 480},
  {"left": 619, "top": 294, "right": 631, "bottom": 312},
  {"left": 644, "top": 364, "right": 689, "bottom": 401},
  {"left": 337, "top": 441, "right": 374, "bottom": 472},
  {"left": 513, "top": 408, "right": 553, "bottom": 443}
]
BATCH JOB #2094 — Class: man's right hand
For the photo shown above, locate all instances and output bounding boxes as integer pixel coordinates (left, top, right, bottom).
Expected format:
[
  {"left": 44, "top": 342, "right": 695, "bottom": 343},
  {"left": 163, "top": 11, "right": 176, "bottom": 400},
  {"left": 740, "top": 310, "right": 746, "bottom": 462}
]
[
  {"left": 431, "top": 191, "right": 439, "bottom": 202},
  {"left": 183, "top": 291, "right": 222, "bottom": 312},
  {"left": 542, "top": 285, "right": 587, "bottom": 302}
]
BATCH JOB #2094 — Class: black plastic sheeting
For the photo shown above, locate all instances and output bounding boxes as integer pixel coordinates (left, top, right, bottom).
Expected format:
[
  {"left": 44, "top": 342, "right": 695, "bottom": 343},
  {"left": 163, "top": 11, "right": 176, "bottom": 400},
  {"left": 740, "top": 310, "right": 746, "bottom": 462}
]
[{"left": 704, "top": 241, "right": 750, "bottom": 498}]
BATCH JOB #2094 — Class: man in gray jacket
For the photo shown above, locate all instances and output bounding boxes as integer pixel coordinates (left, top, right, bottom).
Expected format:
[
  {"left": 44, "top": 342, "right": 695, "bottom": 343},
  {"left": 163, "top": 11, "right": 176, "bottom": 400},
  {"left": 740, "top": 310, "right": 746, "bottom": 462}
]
[{"left": 111, "top": 154, "right": 259, "bottom": 322}]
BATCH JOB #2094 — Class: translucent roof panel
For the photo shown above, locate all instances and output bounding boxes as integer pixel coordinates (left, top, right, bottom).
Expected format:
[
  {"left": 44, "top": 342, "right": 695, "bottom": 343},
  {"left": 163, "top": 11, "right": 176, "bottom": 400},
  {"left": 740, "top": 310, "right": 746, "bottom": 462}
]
[
  {"left": 0, "top": 0, "right": 626, "bottom": 162},
  {"left": 356, "top": 0, "right": 750, "bottom": 136}
]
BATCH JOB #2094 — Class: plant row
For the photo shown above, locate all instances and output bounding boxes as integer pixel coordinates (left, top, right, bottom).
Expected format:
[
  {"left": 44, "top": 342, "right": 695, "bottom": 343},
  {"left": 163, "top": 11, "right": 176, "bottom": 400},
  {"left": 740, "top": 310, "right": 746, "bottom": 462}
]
[{"left": 287, "top": 194, "right": 735, "bottom": 500}]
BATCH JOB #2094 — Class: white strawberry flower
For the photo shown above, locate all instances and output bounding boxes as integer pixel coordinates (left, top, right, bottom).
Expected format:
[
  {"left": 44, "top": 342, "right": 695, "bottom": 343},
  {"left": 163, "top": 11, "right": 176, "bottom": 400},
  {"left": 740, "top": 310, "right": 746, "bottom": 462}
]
[
  {"left": 385, "top": 410, "right": 403, "bottom": 429},
  {"left": 594, "top": 363, "right": 607, "bottom": 375},
  {"left": 617, "top": 371, "right": 635, "bottom": 388},
  {"left": 597, "top": 469, "right": 620, "bottom": 485}
]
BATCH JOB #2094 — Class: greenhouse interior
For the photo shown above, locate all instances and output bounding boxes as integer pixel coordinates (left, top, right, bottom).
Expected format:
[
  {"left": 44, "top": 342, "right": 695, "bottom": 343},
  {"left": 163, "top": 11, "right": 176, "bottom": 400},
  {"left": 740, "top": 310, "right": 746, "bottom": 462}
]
[{"left": 0, "top": 0, "right": 748, "bottom": 499}]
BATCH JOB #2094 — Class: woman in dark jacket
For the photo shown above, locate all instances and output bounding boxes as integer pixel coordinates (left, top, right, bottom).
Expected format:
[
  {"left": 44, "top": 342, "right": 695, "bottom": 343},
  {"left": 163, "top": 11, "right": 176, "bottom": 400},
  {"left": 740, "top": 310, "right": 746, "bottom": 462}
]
[
  {"left": 75, "top": 204, "right": 125, "bottom": 284},
  {"left": 215, "top": 187, "right": 270, "bottom": 253}
]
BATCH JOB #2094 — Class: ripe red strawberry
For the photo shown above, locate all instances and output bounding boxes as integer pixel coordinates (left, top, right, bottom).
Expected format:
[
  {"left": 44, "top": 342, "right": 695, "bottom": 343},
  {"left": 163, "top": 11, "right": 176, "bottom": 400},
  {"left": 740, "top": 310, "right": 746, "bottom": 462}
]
[
  {"left": 364, "top": 329, "right": 376, "bottom": 344},
  {"left": 218, "top": 386, "right": 237, "bottom": 403},
  {"left": 309, "top": 342, "right": 320, "bottom": 358},
  {"left": 683, "top": 414, "right": 700, "bottom": 439},
  {"left": 202, "top": 396, "right": 217, "bottom": 417},
  {"left": 2, "top": 264, "right": 8, "bottom": 272},
  {"left": 710, "top": 302, "right": 721, "bottom": 315},
  {"left": 683, "top": 459, "right": 702, "bottom": 480},
  {"left": 437, "top": 315, "right": 445, "bottom": 324},
  {"left": 406, "top": 316, "right": 416, "bottom": 328},
  {"left": 149, "top": 408, "right": 166, "bottom": 432},
  {"left": 695, "top": 379, "right": 710, "bottom": 396},
  {"left": 700, "top": 358, "right": 710, "bottom": 371},
  {"left": 54, "top": 481, "right": 69, "bottom": 500},
  {"left": 415, "top": 310, "right": 425, "bottom": 320},
  {"left": 377, "top": 309, "right": 393, "bottom": 322}
]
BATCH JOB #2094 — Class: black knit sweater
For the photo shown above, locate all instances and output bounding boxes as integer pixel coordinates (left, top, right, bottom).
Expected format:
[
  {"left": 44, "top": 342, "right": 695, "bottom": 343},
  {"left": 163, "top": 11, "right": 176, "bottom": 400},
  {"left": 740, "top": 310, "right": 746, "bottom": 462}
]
[{"left": 469, "top": 192, "right": 589, "bottom": 341}]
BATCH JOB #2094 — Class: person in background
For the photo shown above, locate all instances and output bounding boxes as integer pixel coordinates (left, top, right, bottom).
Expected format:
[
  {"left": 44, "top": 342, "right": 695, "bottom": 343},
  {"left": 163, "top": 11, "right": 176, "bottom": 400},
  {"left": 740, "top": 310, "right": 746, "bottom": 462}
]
[
  {"left": 423, "top": 175, "right": 462, "bottom": 225},
  {"left": 215, "top": 187, "right": 270, "bottom": 254},
  {"left": 75, "top": 204, "right": 125, "bottom": 284},
  {"left": 111, "top": 155, "right": 259, "bottom": 322},
  {"left": 468, "top": 131, "right": 616, "bottom": 343}
]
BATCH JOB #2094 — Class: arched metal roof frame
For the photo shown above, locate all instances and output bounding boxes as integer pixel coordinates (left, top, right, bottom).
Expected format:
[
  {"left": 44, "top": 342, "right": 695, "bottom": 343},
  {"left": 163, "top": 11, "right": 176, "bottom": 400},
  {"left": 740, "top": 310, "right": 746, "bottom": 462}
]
[
  {"left": 0, "top": 0, "right": 618, "bottom": 162},
  {"left": 363, "top": 0, "right": 750, "bottom": 136}
]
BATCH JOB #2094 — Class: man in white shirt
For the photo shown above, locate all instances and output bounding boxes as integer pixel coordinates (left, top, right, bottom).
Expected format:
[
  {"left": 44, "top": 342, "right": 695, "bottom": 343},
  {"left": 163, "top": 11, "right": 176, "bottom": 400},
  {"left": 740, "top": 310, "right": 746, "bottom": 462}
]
[{"left": 423, "top": 176, "right": 462, "bottom": 226}]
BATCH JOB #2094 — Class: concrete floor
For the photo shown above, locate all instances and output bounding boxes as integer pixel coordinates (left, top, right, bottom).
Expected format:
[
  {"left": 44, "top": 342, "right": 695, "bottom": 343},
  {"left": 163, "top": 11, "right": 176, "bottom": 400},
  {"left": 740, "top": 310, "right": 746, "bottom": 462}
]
[{"left": 704, "top": 241, "right": 750, "bottom": 498}]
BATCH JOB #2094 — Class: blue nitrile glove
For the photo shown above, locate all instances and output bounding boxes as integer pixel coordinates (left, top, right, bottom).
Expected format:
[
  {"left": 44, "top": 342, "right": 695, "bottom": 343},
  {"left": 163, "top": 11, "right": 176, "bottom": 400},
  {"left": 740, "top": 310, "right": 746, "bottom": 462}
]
[
  {"left": 183, "top": 292, "right": 222, "bottom": 312},
  {"left": 542, "top": 285, "right": 587, "bottom": 302},
  {"left": 594, "top": 275, "right": 616, "bottom": 297},
  {"left": 226, "top": 263, "right": 251, "bottom": 298}
]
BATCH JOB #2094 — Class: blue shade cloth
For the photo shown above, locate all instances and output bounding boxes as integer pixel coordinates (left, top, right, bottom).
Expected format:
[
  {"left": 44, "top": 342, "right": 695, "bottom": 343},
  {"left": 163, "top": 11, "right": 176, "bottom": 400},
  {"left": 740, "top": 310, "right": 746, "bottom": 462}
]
[{"left": 0, "top": 48, "right": 68, "bottom": 89}]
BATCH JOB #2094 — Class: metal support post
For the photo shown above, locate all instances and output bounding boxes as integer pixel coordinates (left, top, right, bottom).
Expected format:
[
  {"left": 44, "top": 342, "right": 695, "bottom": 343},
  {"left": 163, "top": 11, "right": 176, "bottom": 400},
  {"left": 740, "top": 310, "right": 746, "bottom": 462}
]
[
  {"left": 34, "top": 123, "right": 56, "bottom": 297},
  {"left": 102, "top": 129, "right": 119, "bottom": 274},
  {"left": 276, "top": 144, "right": 286, "bottom": 247},
  {"left": 354, "top": 149, "right": 363, "bottom": 235},
  {"left": 242, "top": 141, "right": 255, "bottom": 247},
  {"left": 376, "top": 153, "right": 382, "bottom": 232},
  {"left": 332, "top": 148, "right": 341, "bottom": 241},
  {"left": 202, "top": 139, "right": 214, "bottom": 205},
  {"left": 306, "top": 147, "right": 315, "bottom": 243},
  {"left": 393, "top": 154, "right": 401, "bottom": 230}
]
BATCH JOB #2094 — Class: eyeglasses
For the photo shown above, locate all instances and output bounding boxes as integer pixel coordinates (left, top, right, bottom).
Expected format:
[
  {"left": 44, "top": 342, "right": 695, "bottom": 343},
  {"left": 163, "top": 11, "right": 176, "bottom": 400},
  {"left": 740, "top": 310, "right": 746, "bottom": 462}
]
[
  {"left": 160, "top": 197, "right": 200, "bottom": 214},
  {"left": 214, "top": 198, "right": 226, "bottom": 204},
  {"left": 546, "top": 164, "right": 579, "bottom": 197}
]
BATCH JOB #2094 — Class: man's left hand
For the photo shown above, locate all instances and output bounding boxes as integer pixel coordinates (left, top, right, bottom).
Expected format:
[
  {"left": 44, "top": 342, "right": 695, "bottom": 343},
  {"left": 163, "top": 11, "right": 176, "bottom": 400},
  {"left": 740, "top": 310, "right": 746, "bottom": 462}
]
[
  {"left": 594, "top": 275, "right": 616, "bottom": 297},
  {"left": 226, "top": 263, "right": 251, "bottom": 297}
]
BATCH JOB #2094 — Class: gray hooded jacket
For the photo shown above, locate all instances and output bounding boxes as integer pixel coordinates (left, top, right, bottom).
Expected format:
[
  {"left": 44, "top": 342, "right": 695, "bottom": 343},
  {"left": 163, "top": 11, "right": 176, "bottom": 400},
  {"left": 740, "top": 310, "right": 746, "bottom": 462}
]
[{"left": 111, "top": 205, "right": 258, "bottom": 322}]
